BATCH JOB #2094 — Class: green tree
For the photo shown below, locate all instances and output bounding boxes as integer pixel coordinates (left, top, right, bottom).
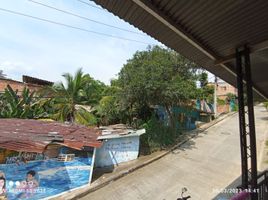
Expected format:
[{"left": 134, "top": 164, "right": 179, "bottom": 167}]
[
  {"left": 97, "top": 96, "right": 119, "bottom": 125},
  {"left": 80, "top": 74, "right": 107, "bottom": 105},
  {"left": 95, "top": 81, "right": 129, "bottom": 125},
  {"left": 42, "top": 68, "right": 97, "bottom": 125},
  {"left": 117, "top": 45, "right": 199, "bottom": 128},
  {"left": 199, "top": 72, "right": 208, "bottom": 88},
  {"left": 196, "top": 72, "right": 214, "bottom": 103}
]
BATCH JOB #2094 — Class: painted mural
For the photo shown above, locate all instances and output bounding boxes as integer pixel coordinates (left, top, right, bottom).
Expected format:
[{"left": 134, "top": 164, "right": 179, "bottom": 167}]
[
  {"left": 0, "top": 146, "right": 94, "bottom": 200},
  {"left": 155, "top": 105, "right": 199, "bottom": 131}
]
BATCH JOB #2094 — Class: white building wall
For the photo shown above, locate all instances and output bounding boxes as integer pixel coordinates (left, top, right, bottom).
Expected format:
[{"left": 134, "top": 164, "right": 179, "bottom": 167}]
[{"left": 95, "top": 136, "right": 140, "bottom": 167}]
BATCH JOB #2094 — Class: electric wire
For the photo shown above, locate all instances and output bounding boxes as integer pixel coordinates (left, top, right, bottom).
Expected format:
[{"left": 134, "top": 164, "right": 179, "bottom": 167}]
[
  {"left": 0, "top": 7, "right": 152, "bottom": 45},
  {"left": 28, "top": 0, "right": 145, "bottom": 36}
]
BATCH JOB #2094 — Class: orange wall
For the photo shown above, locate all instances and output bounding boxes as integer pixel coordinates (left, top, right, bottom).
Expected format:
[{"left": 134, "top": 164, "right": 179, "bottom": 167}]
[
  {"left": 0, "top": 79, "right": 42, "bottom": 94},
  {"left": 217, "top": 82, "right": 237, "bottom": 100},
  {"left": 208, "top": 82, "right": 237, "bottom": 100},
  {"left": 217, "top": 104, "right": 230, "bottom": 113}
]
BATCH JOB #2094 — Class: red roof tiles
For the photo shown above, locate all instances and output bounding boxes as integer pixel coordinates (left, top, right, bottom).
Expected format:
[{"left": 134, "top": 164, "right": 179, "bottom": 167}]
[{"left": 0, "top": 119, "right": 102, "bottom": 153}]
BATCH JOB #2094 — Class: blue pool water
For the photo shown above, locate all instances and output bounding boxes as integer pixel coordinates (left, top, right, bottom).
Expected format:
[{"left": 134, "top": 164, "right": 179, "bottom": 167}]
[{"left": 0, "top": 157, "right": 92, "bottom": 200}]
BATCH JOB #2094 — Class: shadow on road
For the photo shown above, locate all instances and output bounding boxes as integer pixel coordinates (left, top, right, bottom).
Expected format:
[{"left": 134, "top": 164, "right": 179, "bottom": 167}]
[{"left": 171, "top": 130, "right": 210, "bottom": 154}]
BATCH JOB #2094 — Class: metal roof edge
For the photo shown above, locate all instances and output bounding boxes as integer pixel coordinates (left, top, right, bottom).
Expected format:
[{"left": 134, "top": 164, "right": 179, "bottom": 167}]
[
  {"left": 131, "top": 0, "right": 267, "bottom": 100},
  {"left": 97, "top": 128, "right": 146, "bottom": 140}
]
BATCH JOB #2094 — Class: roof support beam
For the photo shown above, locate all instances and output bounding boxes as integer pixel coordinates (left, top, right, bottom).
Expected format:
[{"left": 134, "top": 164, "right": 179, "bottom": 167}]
[{"left": 215, "top": 39, "right": 268, "bottom": 65}]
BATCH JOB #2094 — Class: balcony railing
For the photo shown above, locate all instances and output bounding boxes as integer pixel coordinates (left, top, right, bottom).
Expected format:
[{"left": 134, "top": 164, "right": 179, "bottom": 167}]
[
  {"left": 256, "top": 170, "right": 268, "bottom": 200},
  {"left": 235, "top": 170, "right": 268, "bottom": 200}
]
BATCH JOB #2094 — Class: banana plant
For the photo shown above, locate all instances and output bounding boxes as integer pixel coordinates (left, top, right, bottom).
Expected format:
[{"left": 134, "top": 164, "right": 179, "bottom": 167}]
[{"left": 0, "top": 85, "right": 44, "bottom": 118}]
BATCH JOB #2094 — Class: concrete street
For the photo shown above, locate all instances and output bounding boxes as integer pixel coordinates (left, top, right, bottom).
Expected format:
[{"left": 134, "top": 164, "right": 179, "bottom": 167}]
[{"left": 79, "top": 105, "right": 268, "bottom": 200}]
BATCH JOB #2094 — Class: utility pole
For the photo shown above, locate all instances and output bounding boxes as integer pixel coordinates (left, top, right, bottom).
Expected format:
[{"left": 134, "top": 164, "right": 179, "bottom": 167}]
[{"left": 214, "top": 76, "right": 217, "bottom": 117}]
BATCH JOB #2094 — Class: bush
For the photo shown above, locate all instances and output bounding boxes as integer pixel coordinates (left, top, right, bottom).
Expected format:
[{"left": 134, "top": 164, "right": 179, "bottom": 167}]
[
  {"left": 233, "top": 104, "right": 238, "bottom": 111},
  {"left": 217, "top": 98, "right": 226, "bottom": 106},
  {"left": 139, "top": 116, "right": 180, "bottom": 154}
]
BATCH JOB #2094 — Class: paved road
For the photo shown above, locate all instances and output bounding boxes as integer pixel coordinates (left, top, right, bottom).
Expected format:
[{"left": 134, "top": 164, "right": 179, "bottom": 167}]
[{"left": 80, "top": 105, "right": 268, "bottom": 200}]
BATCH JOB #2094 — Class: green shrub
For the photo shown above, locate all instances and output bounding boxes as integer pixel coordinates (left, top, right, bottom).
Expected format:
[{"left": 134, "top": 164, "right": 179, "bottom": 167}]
[
  {"left": 139, "top": 116, "right": 180, "bottom": 154},
  {"left": 233, "top": 104, "right": 238, "bottom": 111},
  {"left": 217, "top": 98, "right": 226, "bottom": 106}
]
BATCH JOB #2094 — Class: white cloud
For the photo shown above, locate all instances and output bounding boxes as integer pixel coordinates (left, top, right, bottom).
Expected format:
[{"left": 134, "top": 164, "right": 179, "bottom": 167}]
[
  {"left": 0, "top": 0, "right": 160, "bottom": 85},
  {"left": 0, "top": 60, "right": 34, "bottom": 80}
]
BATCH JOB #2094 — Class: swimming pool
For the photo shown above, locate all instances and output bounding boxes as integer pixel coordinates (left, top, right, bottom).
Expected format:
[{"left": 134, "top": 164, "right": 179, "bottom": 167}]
[{"left": 0, "top": 157, "right": 92, "bottom": 200}]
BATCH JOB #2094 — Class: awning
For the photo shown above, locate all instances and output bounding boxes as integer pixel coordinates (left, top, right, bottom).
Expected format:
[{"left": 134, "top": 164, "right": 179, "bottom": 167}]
[{"left": 93, "top": 0, "right": 268, "bottom": 99}]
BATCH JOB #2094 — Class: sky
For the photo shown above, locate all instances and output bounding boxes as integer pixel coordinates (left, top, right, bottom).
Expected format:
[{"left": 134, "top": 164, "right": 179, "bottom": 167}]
[{"left": 0, "top": 0, "right": 161, "bottom": 84}]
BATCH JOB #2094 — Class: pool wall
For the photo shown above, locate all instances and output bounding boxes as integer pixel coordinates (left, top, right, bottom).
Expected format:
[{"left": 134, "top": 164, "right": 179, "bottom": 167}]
[{"left": 0, "top": 154, "right": 95, "bottom": 200}]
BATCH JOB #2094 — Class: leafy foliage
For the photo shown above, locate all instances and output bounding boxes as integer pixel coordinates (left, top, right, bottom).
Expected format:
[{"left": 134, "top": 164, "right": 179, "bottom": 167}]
[
  {"left": 140, "top": 116, "right": 179, "bottom": 153},
  {"left": 0, "top": 46, "right": 218, "bottom": 152},
  {"left": 79, "top": 74, "right": 107, "bottom": 105},
  {"left": 117, "top": 46, "right": 199, "bottom": 128},
  {"left": 41, "top": 68, "right": 98, "bottom": 125},
  {"left": 96, "top": 95, "right": 119, "bottom": 125},
  {"left": 199, "top": 72, "right": 208, "bottom": 88},
  {"left": 0, "top": 85, "right": 46, "bottom": 118},
  {"left": 196, "top": 72, "right": 214, "bottom": 103},
  {"left": 217, "top": 98, "right": 226, "bottom": 106}
]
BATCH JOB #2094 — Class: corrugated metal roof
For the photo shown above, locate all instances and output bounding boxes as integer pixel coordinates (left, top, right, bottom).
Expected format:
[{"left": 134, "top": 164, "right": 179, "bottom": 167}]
[
  {"left": 93, "top": 0, "right": 268, "bottom": 99},
  {"left": 22, "top": 75, "right": 54, "bottom": 86},
  {"left": 98, "top": 124, "right": 146, "bottom": 140},
  {"left": 0, "top": 119, "right": 102, "bottom": 153}
]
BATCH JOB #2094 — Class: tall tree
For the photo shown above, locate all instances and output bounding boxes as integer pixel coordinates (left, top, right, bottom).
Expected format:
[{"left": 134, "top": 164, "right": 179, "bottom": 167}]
[
  {"left": 199, "top": 72, "right": 208, "bottom": 88},
  {"left": 197, "top": 72, "right": 214, "bottom": 103},
  {"left": 96, "top": 81, "right": 128, "bottom": 125},
  {"left": 42, "top": 68, "right": 97, "bottom": 125},
  {"left": 81, "top": 74, "right": 107, "bottom": 105},
  {"left": 117, "top": 45, "right": 199, "bottom": 127}
]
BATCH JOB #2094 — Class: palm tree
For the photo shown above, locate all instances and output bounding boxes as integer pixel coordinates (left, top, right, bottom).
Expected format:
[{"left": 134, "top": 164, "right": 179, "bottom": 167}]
[{"left": 43, "top": 68, "right": 97, "bottom": 125}]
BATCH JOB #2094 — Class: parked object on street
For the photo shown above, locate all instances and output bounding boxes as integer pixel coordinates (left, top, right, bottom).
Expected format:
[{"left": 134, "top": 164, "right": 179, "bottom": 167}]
[{"left": 177, "top": 187, "right": 191, "bottom": 200}]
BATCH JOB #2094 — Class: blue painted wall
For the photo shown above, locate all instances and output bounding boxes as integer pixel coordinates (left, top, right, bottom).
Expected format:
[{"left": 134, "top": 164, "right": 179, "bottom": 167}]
[
  {"left": 0, "top": 157, "right": 92, "bottom": 200},
  {"left": 155, "top": 106, "right": 199, "bottom": 131}
]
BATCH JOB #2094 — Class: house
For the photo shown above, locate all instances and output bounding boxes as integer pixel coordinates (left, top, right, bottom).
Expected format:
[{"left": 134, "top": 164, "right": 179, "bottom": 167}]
[
  {"left": 216, "top": 81, "right": 237, "bottom": 100},
  {"left": 0, "top": 119, "right": 101, "bottom": 200},
  {"left": 0, "top": 75, "right": 53, "bottom": 95},
  {"left": 0, "top": 120, "right": 146, "bottom": 199},
  {"left": 208, "top": 81, "right": 237, "bottom": 113}
]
